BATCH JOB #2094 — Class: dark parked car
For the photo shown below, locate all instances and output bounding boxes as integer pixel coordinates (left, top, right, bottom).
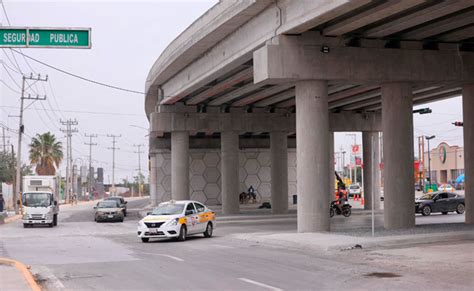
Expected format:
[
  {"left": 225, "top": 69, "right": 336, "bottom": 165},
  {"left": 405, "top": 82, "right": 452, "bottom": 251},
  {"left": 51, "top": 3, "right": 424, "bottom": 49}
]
[
  {"left": 415, "top": 192, "right": 465, "bottom": 216},
  {"left": 105, "top": 196, "right": 127, "bottom": 216}
]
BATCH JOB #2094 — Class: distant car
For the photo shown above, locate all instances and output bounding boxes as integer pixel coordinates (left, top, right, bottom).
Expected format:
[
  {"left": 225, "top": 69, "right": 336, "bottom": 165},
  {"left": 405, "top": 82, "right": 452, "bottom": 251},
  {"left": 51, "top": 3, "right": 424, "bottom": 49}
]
[
  {"left": 348, "top": 184, "right": 361, "bottom": 198},
  {"left": 380, "top": 189, "right": 384, "bottom": 201},
  {"left": 438, "top": 184, "right": 454, "bottom": 192},
  {"left": 105, "top": 196, "right": 127, "bottom": 216},
  {"left": 415, "top": 192, "right": 465, "bottom": 216},
  {"left": 137, "top": 200, "right": 215, "bottom": 243},
  {"left": 94, "top": 200, "right": 124, "bottom": 222}
]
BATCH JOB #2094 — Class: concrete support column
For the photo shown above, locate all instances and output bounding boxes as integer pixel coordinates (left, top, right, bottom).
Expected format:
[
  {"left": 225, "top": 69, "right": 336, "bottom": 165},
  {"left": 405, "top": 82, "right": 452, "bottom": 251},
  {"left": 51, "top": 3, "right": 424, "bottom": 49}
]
[
  {"left": 171, "top": 131, "right": 189, "bottom": 200},
  {"left": 149, "top": 153, "right": 158, "bottom": 206},
  {"left": 363, "top": 131, "right": 378, "bottom": 210},
  {"left": 382, "top": 83, "right": 415, "bottom": 229},
  {"left": 463, "top": 84, "right": 474, "bottom": 224},
  {"left": 296, "top": 80, "right": 330, "bottom": 232},
  {"left": 329, "top": 131, "right": 335, "bottom": 200},
  {"left": 221, "top": 131, "right": 239, "bottom": 214},
  {"left": 271, "top": 131, "right": 288, "bottom": 214},
  {"left": 373, "top": 132, "right": 381, "bottom": 210}
]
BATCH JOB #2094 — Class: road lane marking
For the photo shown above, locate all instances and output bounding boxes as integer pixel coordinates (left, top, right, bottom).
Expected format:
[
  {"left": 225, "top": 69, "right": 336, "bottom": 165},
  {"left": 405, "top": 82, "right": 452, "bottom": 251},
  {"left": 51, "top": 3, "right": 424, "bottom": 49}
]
[
  {"left": 239, "top": 278, "right": 283, "bottom": 291},
  {"left": 139, "top": 252, "right": 184, "bottom": 262}
]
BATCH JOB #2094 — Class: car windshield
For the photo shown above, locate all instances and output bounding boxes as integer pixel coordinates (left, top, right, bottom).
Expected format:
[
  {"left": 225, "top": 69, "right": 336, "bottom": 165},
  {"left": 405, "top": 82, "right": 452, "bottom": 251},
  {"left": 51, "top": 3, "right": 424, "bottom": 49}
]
[
  {"left": 419, "top": 194, "right": 434, "bottom": 200},
  {"left": 97, "top": 201, "right": 118, "bottom": 208},
  {"left": 23, "top": 193, "right": 52, "bottom": 207},
  {"left": 151, "top": 204, "right": 185, "bottom": 215},
  {"left": 106, "top": 197, "right": 121, "bottom": 202},
  {"left": 350, "top": 185, "right": 359, "bottom": 189}
]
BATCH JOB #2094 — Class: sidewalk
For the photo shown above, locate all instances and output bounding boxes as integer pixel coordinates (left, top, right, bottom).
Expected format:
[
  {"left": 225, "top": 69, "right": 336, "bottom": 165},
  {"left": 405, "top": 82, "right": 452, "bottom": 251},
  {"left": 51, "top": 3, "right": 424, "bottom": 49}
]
[
  {"left": 0, "top": 258, "right": 41, "bottom": 291},
  {"left": 233, "top": 225, "right": 474, "bottom": 252}
]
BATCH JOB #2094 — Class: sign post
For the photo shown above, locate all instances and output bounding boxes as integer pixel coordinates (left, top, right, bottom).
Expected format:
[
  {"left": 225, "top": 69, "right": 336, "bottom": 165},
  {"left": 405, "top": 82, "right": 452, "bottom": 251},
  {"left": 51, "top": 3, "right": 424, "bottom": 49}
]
[{"left": 0, "top": 27, "right": 91, "bottom": 48}]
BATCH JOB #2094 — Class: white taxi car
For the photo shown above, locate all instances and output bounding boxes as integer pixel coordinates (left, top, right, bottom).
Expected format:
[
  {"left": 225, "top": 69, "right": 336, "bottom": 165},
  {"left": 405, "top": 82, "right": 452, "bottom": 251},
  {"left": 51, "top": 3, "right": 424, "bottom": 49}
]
[{"left": 137, "top": 200, "right": 215, "bottom": 242}]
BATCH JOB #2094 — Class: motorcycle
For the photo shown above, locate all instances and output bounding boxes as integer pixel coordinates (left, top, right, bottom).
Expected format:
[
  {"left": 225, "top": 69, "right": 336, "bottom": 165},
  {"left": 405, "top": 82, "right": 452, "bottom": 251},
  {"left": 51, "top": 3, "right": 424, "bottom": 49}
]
[{"left": 330, "top": 200, "right": 352, "bottom": 217}]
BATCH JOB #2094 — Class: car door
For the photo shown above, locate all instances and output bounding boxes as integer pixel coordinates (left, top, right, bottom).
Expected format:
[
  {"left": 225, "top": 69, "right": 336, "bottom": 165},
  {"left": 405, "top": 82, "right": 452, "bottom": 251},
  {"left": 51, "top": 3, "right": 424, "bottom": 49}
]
[
  {"left": 434, "top": 193, "right": 449, "bottom": 212},
  {"left": 447, "top": 193, "right": 458, "bottom": 211},
  {"left": 185, "top": 203, "right": 199, "bottom": 234},
  {"left": 194, "top": 202, "right": 207, "bottom": 232}
]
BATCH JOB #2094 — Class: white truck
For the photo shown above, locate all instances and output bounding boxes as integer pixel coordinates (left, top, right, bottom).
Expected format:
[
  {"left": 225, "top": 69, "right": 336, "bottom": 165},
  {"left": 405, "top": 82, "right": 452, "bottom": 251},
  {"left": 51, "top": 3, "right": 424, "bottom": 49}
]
[{"left": 21, "top": 175, "right": 60, "bottom": 228}]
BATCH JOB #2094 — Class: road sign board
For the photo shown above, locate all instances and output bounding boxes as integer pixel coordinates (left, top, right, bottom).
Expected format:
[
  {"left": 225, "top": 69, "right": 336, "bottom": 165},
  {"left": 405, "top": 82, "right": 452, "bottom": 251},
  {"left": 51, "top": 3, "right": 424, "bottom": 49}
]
[
  {"left": 352, "top": 144, "right": 360, "bottom": 154},
  {"left": 0, "top": 27, "right": 91, "bottom": 48}
]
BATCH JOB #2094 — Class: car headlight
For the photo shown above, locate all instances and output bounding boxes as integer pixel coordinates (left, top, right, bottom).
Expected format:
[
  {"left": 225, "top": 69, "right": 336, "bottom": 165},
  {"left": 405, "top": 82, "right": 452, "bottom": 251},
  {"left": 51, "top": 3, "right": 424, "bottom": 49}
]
[
  {"left": 166, "top": 218, "right": 179, "bottom": 227},
  {"left": 138, "top": 220, "right": 145, "bottom": 227},
  {"left": 23, "top": 214, "right": 28, "bottom": 219}
]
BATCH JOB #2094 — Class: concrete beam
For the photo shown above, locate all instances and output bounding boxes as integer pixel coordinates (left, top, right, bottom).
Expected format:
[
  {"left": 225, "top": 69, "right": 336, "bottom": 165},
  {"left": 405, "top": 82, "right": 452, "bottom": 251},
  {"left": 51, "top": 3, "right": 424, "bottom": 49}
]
[
  {"left": 438, "top": 25, "right": 474, "bottom": 42},
  {"left": 363, "top": 1, "right": 474, "bottom": 38},
  {"left": 253, "top": 88, "right": 295, "bottom": 107},
  {"left": 149, "top": 109, "right": 382, "bottom": 134},
  {"left": 402, "top": 9, "right": 474, "bottom": 40},
  {"left": 279, "top": 0, "right": 371, "bottom": 35},
  {"left": 186, "top": 67, "right": 253, "bottom": 105},
  {"left": 149, "top": 136, "right": 298, "bottom": 151},
  {"left": 323, "top": 0, "right": 424, "bottom": 36},
  {"left": 232, "top": 84, "right": 294, "bottom": 107},
  {"left": 254, "top": 34, "right": 474, "bottom": 85},
  {"left": 207, "top": 81, "right": 262, "bottom": 106}
]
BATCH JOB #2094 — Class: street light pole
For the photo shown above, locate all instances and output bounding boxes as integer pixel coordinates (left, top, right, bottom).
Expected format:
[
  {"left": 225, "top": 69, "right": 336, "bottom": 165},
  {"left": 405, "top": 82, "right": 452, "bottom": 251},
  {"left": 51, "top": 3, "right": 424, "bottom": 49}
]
[{"left": 426, "top": 135, "right": 436, "bottom": 191}]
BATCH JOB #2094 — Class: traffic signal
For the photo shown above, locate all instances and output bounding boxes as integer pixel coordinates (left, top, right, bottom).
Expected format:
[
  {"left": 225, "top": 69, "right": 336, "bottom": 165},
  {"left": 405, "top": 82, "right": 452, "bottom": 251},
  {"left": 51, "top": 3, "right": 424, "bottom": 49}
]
[{"left": 452, "top": 121, "right": 464, "bottom": 127}]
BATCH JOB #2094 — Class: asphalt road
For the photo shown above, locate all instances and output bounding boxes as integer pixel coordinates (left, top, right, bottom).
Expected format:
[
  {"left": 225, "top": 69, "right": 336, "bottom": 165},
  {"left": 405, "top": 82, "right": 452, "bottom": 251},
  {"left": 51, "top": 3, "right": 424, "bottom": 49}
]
[{"left": 0, "top": 198, "right": 471, "bottom": 290}]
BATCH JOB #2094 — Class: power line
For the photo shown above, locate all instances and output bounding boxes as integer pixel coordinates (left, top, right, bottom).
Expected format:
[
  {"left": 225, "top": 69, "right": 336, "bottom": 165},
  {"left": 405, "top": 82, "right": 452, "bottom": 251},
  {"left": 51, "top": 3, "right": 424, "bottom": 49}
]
[
  {"left": 1, "top": 0, "right": 12, "bottom": 26},
  {"left": 0, "top": 105, "right": 143, "bottom": 117},
  {"left": 0, "top": 78, "right": 21, "bottom": 94},
  {"left": 10, "top": 49, "right": 145, "bottom": 95}
]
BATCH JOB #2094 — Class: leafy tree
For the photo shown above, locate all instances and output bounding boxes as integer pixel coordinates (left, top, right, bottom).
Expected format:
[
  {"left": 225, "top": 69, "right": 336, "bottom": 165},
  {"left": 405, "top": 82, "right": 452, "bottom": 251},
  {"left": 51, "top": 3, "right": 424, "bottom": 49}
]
[
  {"left": 0, "top": 150, "right": 33, "bottom": 183},
  {"left": 29, "top": 132, "right": 63, "bottom": 175}
]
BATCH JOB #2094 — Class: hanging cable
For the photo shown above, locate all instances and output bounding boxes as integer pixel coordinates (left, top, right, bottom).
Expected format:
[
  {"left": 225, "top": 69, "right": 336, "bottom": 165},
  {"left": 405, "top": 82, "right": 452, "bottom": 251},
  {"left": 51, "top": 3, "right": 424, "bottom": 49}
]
[{"left": 10, "top": 49, "right": 146, "bottom": 95}]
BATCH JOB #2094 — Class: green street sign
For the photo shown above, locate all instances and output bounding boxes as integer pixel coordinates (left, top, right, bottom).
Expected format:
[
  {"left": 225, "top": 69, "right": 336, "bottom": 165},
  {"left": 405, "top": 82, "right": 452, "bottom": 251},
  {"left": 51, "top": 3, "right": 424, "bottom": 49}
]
[{"left": 0, "top": 27, "right": 91, "bottom": 48}]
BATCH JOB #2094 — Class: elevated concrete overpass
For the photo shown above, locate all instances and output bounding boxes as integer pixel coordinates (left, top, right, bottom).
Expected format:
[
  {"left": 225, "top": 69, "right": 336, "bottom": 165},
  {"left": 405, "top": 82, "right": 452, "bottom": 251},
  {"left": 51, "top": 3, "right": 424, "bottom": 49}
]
[{"left": 145, "top": 0, "right": 474, "bottom": 232}]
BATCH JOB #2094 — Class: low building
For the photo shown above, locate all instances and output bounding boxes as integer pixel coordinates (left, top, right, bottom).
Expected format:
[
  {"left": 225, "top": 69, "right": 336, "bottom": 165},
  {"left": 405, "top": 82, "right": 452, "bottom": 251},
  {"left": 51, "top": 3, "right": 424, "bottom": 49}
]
[{"left": 424, "top": 142, "right": 464, "bottom": 185}]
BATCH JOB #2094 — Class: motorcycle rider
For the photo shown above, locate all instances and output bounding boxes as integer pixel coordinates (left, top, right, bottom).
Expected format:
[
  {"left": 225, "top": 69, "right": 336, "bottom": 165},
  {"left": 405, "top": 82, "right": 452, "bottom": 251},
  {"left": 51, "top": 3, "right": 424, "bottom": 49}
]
[{"left": 335, "top": 172, "right": 348, "bottom": 214}]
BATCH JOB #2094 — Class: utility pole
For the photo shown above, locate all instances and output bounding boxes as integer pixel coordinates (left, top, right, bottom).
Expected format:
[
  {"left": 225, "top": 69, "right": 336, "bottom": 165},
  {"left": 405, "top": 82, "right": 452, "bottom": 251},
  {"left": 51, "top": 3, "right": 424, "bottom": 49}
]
[
  {"left": 84, "top": 133, "right": 98, "bottom": 197},
  {"left": 133, "top": 144, "right": 144, "bottom": 197},
  {"left": 1, "top": 127, "right": 10, "bottom": 152},
  {"left": 14, "top": 73, "right": 48, "bottom": 214},
  {"left": 60, "top": 119, "right": 78, "bottom": 203},
  {"left": 107, "top": 134, "right": 121, "bottom": 195},
  {"left": 426, "top": 135, "right": 436, "bottom": 191}
]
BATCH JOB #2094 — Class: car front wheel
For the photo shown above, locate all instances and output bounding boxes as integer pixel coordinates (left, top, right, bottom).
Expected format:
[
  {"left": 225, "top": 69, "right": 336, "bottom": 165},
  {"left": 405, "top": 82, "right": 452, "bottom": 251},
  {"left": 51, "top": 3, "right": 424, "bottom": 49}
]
[
  {"left": 422, "top": 205, "right": 431, "bottom": 216},
  {"left": 456, "top": 203, "right": 465, "bottom": 214},
  {"left": 178, "top": 225, "right": 187, "bottom": 241},
  {"left": 141, "top": 238, "right": 149, "bottom": 243}
]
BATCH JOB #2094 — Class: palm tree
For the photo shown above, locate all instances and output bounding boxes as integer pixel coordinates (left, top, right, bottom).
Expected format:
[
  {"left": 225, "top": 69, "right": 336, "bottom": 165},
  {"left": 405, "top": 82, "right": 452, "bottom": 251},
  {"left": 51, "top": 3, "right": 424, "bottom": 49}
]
[{"left": 29, "top": 132, "right": 63, "bottom": 175}]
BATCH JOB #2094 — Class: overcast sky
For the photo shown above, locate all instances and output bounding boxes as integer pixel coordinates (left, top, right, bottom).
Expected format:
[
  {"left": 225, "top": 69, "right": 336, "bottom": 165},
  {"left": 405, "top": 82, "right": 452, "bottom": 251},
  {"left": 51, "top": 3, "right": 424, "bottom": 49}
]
[
  {"left": 1, "top": 0, "right": 465, "bottom": 183},
  {"left": 1, "top": 0, "right": 218, "bottom": 184}
]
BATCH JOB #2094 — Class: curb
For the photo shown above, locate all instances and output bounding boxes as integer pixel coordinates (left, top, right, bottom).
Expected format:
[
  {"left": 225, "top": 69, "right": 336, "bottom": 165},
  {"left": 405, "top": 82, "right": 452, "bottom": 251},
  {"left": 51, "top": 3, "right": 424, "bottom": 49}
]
[
  {"left": 233, "top": 230, "right": 474, "bottom": 253},
  {"left": 0, "top": 258, "right": 41, "bottom": 291},
  {"left": 0, "top": 214, "right": 22, "bottom": 225}
]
